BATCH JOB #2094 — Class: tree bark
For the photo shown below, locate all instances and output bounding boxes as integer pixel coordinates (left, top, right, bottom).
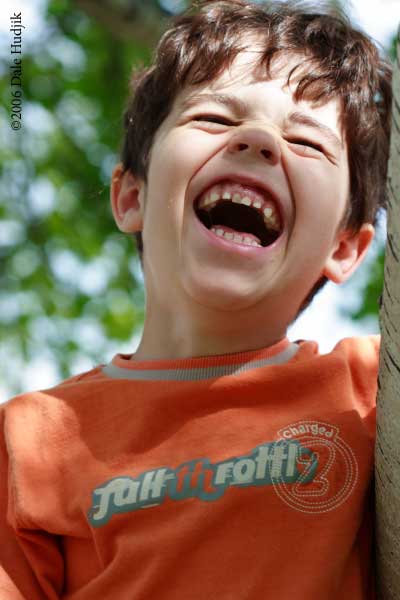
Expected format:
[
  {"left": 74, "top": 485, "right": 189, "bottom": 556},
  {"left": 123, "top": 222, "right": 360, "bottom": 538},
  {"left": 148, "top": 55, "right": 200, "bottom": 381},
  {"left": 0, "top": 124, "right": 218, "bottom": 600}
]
[
  {"left": 375, "top": 26, "right": 400, "bottom": 600},
  {"left": 73, "top": 0, "right": 167, "bottom": 46}
]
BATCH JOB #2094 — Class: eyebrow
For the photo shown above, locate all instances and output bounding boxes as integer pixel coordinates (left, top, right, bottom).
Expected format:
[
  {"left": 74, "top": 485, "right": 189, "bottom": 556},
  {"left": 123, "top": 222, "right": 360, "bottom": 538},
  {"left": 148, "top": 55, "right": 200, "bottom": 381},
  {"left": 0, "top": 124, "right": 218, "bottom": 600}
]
[
  {"left": 180, "top": 93, "right": 343, "bottom": 151},
  {"left": 181, "top": 93, "right": 248, "bottom": 117},
  {"left": 287, "top": 111, "right": 342, "bottom": 151}
]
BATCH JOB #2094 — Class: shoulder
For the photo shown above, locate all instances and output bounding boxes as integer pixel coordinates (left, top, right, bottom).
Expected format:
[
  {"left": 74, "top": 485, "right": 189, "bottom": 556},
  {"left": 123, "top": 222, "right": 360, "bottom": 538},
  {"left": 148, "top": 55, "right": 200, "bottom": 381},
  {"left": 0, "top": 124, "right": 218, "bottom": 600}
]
[
  {"left": 292, "top": 335, "right": 379, "bottom": 413},
  {"left": 293, "top": 334, "right": 380, "bottom": 374},
  {"left": 327, "top": 335, "right": 380, "bottom": 412},
  {"left": 0, "top": 363, "right": 115, "bottom": 490},
  {"left": 319, "top": 335, "right": 381, "bottom": 387},
  {"left": 0, "top": 363, "right": 110, "bottom": 441},
  {"left": 2, "top": 362, "right": 107, "bottom": 407},
  {"left": 330, "top": 334, "right": 380, "bottom": 370}
]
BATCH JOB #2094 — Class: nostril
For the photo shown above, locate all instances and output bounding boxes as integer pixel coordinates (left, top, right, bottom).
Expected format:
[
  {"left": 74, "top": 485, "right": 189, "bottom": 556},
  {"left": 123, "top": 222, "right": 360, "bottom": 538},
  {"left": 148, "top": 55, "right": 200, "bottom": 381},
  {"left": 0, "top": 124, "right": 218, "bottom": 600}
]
[
  {"left": 234, "top": 144, "right": 274, "bottom": 160},
  {"left": 261, "top": 149, "right": 272, "bottom": 159}
]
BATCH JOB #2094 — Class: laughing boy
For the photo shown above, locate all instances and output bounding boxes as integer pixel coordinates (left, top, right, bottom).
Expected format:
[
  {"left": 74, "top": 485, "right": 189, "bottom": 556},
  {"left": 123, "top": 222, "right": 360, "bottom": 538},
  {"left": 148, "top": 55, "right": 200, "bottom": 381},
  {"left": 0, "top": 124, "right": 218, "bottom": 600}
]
[{"left": 0, "top": 1, "right": 393, "bottom": 598}]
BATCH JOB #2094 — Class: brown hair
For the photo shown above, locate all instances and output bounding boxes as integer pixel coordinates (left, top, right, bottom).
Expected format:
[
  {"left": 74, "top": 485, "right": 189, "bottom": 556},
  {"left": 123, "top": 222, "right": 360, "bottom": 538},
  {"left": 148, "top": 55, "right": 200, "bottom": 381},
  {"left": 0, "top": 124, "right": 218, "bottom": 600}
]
[{"left": 119, "top": 0, "right": 392, "bottom": 311}]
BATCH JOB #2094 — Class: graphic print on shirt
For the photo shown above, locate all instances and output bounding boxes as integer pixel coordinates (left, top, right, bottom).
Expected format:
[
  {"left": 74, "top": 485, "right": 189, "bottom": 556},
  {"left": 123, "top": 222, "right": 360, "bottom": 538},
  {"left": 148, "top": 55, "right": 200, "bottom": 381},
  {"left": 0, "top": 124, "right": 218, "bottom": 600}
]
[
  {"left": 273, "top": 420, "right": 358, "bottom": 514},
  {"left": 87, "top": 420, "right": 358, "bottom": 527}
]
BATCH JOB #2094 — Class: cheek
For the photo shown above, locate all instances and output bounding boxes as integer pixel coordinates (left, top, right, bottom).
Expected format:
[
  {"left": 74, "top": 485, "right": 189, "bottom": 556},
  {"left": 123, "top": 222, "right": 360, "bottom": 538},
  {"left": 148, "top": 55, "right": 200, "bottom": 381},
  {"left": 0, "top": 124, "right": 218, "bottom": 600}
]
[
  {"left": 282, "top": 153, "right": 350, "bottom": 261},
  {"left": 150, "top": 131, "right": 213, "bottom": 184},
  {"left": 144, "top": 132, "right": 210, "bottom": 230},
  {"left": 147, "top": 131, "right": 223, "bottom": 222},
  {"left": 283, "top": 152, "right": 347, "bottom": 225}
]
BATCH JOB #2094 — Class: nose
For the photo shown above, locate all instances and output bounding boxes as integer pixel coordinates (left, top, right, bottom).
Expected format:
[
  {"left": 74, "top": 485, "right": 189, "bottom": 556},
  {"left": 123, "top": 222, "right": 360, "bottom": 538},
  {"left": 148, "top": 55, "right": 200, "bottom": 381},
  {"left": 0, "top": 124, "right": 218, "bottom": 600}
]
[{"left": 227, "top": 127, "right": 281, "bottom": 165}]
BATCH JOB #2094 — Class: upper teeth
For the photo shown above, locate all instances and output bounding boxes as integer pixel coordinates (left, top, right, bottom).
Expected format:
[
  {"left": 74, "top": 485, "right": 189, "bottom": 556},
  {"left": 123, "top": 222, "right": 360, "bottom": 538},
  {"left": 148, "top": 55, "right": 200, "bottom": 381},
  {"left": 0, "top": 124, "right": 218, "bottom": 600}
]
[{"left": 197, "top": 182, "right": 281, "bottom": 231}]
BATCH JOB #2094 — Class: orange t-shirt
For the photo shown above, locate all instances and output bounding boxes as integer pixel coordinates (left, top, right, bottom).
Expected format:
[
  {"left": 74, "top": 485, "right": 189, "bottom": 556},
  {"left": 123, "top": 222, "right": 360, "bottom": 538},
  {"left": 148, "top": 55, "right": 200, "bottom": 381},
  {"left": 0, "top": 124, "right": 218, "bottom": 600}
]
[{"left": 0, "top": 336, "right": 379, "bottom": 599}]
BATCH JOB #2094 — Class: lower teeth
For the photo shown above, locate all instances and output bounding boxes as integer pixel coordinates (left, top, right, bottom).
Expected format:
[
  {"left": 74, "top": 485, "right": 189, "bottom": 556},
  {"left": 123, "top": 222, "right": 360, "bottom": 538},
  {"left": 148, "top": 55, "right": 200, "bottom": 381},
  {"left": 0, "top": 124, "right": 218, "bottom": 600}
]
[{"left": 210, "top": 227, "right": 261, "bottom": 247}]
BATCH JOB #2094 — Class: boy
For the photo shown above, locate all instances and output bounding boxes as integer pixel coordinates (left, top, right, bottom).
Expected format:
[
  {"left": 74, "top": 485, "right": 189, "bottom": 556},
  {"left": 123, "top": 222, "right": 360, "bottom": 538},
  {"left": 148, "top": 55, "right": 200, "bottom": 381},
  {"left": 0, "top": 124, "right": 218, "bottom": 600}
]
[{"left": 0, "top": 0, "right": 393, "bottom": 598}]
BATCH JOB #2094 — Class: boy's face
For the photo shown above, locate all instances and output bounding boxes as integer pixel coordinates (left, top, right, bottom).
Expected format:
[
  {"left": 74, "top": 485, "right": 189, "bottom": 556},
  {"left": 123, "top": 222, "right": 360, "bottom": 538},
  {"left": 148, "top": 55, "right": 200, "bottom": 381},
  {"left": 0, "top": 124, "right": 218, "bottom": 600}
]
[{"left": 112, "top": 48, "right": 373, "bottom": 334}]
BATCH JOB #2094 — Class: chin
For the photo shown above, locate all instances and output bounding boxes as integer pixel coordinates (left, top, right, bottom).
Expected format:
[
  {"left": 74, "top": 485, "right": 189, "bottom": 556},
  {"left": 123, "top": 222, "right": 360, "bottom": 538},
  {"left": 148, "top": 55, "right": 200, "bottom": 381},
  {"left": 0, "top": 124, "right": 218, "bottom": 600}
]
[{"left": 182, "top": 272, "right": 265, "bottom": 312}]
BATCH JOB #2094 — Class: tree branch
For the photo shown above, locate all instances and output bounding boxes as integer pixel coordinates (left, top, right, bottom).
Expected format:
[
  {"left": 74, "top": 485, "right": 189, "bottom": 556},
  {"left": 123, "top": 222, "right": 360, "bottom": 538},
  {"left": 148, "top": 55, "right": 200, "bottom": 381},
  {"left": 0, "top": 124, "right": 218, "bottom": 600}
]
[{"left": 73, "top": 0, "right": 166, "bottom": 46}]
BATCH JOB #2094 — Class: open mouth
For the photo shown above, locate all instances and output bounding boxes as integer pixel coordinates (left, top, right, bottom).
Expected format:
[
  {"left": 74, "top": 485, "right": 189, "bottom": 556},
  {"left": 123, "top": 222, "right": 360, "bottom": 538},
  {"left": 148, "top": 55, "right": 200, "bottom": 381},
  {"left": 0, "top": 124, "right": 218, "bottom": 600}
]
[{"left": 194, "top": 181, "right": 283, "bottom": 248}]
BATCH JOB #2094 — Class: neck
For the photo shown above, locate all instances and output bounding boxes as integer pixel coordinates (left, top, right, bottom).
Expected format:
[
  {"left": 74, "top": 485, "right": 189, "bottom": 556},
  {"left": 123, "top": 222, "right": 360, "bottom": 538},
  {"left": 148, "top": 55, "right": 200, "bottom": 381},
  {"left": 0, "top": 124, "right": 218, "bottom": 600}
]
[{"left": 132, "top": 293, "right": 289, "bottom": 362}]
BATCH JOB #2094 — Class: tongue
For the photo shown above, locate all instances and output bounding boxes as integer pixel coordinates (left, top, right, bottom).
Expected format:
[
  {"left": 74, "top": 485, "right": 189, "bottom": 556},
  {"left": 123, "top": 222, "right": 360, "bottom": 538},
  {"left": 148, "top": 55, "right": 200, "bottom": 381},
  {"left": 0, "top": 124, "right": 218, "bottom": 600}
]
[{"left": 212, "top": 225, "right": 262, "bottom": 245}]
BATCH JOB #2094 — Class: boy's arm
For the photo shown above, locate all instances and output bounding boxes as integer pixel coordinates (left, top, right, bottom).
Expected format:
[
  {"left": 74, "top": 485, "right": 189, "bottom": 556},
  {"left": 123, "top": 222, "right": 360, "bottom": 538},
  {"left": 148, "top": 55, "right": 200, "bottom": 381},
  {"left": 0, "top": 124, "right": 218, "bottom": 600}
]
[{"left": 0, "top": 408, "right": 63, "bottom": 600}]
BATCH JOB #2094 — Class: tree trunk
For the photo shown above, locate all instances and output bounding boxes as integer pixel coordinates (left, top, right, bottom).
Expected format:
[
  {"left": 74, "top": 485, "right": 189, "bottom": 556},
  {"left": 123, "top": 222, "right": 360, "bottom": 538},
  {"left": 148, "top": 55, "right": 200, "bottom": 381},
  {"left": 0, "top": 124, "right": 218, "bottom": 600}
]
[{"left": 375, "top": 27, "right": 400, "bottom": 600}]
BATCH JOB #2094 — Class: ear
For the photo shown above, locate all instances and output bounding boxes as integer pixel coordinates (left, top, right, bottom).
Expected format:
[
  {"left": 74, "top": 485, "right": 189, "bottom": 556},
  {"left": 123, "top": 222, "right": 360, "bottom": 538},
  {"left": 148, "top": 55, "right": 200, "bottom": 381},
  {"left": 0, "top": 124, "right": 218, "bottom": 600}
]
[
  {"left": 110, "top": 163, "right": 145, "bottom": 233},
  {"left": 322, "top": 223, "right": 375, "bottom": 284}
]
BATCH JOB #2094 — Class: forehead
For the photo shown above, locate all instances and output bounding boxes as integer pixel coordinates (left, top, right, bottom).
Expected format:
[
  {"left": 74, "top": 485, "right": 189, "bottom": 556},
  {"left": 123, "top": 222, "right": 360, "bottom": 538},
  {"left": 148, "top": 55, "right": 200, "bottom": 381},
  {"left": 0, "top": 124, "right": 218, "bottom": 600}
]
[{"left": 213, "top": 47, "right": 305, "bottom": 87}]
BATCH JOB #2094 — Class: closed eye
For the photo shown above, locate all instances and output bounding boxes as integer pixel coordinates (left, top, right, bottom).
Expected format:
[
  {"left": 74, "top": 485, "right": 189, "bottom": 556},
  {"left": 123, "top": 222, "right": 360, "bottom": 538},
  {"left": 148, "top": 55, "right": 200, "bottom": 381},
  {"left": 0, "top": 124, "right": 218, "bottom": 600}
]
[
  {"left": 288, "top": 138, "right": 324, "bottom": 153},
  {"left": 192, "top": 114, "right": 235, "bottom": 126}
]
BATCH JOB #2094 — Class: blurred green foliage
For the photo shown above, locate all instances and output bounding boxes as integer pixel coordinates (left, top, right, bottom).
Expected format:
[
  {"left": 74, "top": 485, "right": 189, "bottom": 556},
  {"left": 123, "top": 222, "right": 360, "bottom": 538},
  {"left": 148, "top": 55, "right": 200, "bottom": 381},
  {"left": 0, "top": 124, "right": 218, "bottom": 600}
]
[
  {"left": 0, "top": 0, "right": 165, "bottom": 392},
  {"left": 351, "top": 250, "right": 385, "bottom": 320},
  {"left": 0, "top": 0, "right": 396, "bottom": 396}
]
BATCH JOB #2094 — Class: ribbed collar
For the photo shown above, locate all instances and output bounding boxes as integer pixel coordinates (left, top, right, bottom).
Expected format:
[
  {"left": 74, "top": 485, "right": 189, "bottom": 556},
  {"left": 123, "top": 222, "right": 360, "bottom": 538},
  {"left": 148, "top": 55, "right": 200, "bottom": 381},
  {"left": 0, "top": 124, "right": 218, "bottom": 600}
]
[{"left": 101, "top": 338, "right": 302, "bottom": 381}]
